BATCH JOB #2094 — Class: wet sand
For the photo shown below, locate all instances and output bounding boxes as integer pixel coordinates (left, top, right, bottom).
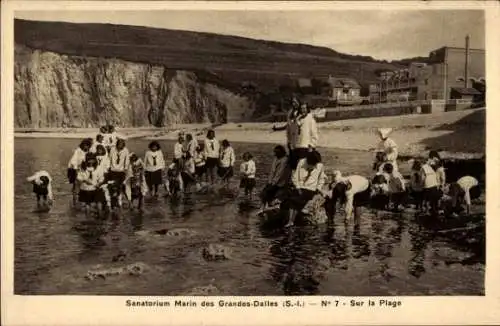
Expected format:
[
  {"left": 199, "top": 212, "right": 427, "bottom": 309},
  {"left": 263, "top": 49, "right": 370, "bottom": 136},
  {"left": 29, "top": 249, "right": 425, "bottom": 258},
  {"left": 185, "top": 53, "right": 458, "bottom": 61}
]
[{"left": 14, "top": 108, "right": 485, "bottom": 158}]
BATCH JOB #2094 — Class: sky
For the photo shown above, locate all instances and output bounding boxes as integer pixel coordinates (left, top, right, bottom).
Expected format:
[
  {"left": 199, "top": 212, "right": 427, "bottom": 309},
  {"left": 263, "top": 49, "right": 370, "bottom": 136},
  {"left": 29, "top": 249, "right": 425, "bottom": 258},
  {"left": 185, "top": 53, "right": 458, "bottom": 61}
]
[{"left": 15, "top": 10, "right": 485, "bottom": 61}]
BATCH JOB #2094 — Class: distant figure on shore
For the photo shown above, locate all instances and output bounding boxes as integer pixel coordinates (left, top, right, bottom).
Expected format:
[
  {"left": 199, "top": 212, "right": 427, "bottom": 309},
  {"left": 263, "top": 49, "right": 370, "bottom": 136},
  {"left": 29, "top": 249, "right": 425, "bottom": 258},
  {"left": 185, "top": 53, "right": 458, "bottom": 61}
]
[
  {"left": 27, "top": 170, "right": 54, "bottom": 210},
  {"left": 375, "top": 128, "right": 399, "bottom": 172}
]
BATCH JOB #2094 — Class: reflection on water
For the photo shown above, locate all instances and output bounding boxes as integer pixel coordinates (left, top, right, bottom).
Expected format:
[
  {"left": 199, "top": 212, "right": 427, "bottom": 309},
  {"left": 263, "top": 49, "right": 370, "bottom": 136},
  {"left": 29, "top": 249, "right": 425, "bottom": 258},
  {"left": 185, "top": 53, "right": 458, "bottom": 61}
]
[{"left": 14, "top": 138, "right": 485, "bottom": 295}]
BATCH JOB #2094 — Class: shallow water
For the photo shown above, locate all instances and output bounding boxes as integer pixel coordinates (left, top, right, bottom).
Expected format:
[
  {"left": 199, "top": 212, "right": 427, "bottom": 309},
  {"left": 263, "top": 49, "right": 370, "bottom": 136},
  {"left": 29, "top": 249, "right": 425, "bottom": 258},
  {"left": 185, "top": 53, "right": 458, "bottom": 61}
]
[{"left": 14, "top": 138, "right": 485, "bottom": 295}]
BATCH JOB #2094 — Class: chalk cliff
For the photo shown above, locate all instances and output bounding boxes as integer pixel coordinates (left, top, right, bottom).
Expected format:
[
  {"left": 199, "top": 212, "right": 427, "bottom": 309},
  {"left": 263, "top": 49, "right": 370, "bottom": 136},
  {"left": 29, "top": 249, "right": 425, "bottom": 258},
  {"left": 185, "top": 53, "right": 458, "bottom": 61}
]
[{"left": 14, "top": 45, "right": 253, "bottom": 128}]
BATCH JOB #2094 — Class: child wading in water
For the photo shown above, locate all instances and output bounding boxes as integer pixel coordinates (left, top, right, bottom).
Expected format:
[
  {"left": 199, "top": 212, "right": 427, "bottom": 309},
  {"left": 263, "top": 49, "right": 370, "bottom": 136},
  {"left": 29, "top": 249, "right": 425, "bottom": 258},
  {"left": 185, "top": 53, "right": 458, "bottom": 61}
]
[
  {"left": 383, "top": 163, "right": 406, "bottom": 211},
  {"left": 194, "top": 144, "right": 207, "bottom": 183},
  {"left": 181, "top": 152, "right": 198, "bottom": 192},
  {"left": 125, "top": 153, "right": 148, "bottom": 210},
  {"left": 68, "top": 139, "right": 91, "bottom": 206},
  {"left": 218, "top": 139, "right": 235, "bottom": 187},
  {"left": 409, "top": 159, "right": 424, "bottom": 210},
  {"left": 239, "top": 152, "right": 256, "bottom": 201},
  {"left": 204, "top": 129, "right": 220, "bottom": 185},
  {"left": 26, "top": 170, "right": 54, "bottom": 210},
  {"left": 144, "top": 141, "right": 165, "bottom": 198},
  {"left": 77, "top": 154, "right": 106, "bottom": 215}
]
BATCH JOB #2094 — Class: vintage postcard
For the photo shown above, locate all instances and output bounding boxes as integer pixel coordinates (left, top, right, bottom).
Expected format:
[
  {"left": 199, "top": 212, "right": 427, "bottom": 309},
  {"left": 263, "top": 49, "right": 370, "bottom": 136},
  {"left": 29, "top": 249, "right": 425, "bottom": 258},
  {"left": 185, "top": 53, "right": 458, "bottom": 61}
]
[{"left": 1, "top": 1, "right": 499, "bottom": 325}]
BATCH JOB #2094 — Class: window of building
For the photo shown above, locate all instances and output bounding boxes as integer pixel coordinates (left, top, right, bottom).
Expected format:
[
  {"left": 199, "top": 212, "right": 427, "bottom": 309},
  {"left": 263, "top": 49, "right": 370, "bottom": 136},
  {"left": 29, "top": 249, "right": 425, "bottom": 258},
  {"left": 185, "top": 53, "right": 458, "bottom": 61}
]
[{"left": 425, "top": 79, "right": 429, "bottom": 85}]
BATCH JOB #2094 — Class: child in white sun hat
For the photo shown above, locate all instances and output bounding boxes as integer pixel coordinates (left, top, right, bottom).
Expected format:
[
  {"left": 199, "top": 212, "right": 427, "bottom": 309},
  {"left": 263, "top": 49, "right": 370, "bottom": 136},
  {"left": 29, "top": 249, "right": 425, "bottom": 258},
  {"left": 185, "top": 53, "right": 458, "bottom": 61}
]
[{"left": 375, "top": 127, "right": 399, "bottom": 172}]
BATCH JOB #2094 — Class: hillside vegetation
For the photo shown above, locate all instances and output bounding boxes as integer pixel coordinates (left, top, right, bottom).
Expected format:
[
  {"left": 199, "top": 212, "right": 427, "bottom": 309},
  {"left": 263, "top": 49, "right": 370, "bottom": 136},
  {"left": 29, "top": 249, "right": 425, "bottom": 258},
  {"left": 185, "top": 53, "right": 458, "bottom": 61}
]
[{"left": 15, "top": 19, "right": 403, "bottom": 91}]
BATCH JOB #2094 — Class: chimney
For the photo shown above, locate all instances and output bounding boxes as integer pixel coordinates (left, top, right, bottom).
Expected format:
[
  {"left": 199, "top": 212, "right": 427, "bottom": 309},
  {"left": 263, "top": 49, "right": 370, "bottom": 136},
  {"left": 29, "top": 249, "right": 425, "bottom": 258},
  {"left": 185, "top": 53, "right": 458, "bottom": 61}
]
[{"left": 464, "top": 35, "right": 470, "bottom": 88}]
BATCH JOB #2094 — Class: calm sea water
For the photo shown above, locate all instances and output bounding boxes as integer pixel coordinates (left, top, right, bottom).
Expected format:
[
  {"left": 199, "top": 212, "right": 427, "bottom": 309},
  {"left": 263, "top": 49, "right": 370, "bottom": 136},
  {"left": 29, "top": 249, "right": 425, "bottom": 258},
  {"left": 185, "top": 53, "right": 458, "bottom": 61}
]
[{"left": 14, "top": 138, "right": 484, "bottom": 295}]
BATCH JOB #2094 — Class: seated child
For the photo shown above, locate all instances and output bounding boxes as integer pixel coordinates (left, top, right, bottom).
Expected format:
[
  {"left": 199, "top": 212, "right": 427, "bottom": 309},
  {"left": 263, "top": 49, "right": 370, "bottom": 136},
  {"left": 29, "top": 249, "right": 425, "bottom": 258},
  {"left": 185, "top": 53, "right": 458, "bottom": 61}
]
[
  {"left": 125, "top": 153, "right": 148, "bottom": 209},
  {"left": 26, "top": 170, "right": 54, "bottom": 209},
  {"left": 286, "top": 151, "right": 326, "bottom": 227},
  {"left": 239, "top": 152, "right": 256, "bottom": 200},
  {"left": 259, "top": 145, "right": 289, "bottom": 212},
  {"left": 448, "top": 175, "right": 481, "bottom": 216},
  {"left": 383, "top": 163, "right": 406, "bottom": 211}
]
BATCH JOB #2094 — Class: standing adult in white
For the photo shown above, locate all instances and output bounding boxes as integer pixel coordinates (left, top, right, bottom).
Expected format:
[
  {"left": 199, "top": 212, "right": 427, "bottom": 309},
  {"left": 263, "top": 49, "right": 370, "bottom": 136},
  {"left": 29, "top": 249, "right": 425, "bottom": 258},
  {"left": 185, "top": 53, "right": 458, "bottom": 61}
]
[{"left": 288, "top": 102, "right": 319, "bottom": 170}]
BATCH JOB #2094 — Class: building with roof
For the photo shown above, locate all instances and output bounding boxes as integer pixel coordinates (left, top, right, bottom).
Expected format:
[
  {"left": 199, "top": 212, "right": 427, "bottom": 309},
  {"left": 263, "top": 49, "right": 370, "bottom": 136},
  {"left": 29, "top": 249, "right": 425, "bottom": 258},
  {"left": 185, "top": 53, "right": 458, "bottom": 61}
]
[{"left": 370, "top": 36, "right": 485, "bottom": 103}]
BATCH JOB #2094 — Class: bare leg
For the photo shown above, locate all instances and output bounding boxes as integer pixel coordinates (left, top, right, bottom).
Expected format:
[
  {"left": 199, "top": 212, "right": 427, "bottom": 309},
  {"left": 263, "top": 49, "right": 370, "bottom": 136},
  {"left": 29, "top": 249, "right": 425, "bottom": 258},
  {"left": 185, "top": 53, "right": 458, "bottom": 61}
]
[
  {"left": 72, "top": 184, "right": 77, "bottom": 206},
  {"left": 285, "top": 209, "right": 297, "bottom": 227}
]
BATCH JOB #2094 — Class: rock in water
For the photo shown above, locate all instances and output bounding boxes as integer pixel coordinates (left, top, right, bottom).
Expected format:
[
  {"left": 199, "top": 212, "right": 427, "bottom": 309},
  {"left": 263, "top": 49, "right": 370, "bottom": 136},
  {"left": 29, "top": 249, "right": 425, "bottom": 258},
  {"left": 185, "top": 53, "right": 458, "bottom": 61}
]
[
  {"left": 184, "top": 285, "right": 219, "bottom": 296},
  {"left": 302, "top": 194, "right": 328, "bottom": 225},
  {"left": 202, "top": 244, "right": 232, "bottom": 261}
]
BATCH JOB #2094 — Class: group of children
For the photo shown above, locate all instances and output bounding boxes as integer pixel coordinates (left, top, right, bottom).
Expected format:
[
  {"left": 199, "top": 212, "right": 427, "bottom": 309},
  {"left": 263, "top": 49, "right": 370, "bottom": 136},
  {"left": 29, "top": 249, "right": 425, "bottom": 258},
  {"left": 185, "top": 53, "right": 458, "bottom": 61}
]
[
  {"left": 26, "top": 124, "right": 481, "bottom": 224},
  {"left": 26, "top": 127, "right": 260, "bottom": 213}
]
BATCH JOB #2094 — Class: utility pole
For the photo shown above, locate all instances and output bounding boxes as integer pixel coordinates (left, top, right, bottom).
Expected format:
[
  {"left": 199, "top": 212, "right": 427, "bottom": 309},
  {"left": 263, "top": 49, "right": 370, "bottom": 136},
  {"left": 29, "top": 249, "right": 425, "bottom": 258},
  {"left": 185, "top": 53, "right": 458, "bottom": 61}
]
[{"left": 464, "top": 34, "right": 470, "bottom": 88}]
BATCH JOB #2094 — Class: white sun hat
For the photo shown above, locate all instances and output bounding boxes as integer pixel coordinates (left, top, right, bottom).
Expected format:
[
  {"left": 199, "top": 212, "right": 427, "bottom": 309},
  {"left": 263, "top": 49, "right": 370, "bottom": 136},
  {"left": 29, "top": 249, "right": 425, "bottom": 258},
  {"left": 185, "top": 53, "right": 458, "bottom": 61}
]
[{"left": 377, "top": 128, "right": 393, "bottom": 139}]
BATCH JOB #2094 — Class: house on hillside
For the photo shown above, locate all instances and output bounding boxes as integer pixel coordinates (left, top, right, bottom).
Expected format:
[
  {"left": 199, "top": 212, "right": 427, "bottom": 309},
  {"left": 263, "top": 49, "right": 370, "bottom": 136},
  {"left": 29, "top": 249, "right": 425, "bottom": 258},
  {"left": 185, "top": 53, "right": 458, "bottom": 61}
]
[{"left": 326, "top": 76, "right": 363, "bottom": 106}]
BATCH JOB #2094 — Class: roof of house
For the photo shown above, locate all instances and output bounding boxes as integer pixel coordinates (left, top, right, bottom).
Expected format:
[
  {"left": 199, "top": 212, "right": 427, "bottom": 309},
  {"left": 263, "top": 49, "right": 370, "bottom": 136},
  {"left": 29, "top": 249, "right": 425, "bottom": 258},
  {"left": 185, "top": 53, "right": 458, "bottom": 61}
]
[
  {"left": 451, "top": 87, "right": 481, "bottom": 95},
  {"left": 297, "top": 78, "right": 313, "bottom": 88},
  {"left": 327, "top": 77, "right": 361, "bottom": 89}
]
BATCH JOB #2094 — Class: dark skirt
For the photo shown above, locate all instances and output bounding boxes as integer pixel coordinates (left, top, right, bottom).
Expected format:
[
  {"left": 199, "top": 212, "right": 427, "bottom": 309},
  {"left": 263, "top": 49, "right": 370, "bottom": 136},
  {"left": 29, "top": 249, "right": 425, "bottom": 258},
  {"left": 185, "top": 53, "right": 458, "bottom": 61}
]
[
  {"left": 181, "top": 172, "right": 196, "bottom": 186},
  {"left": 239, "top": 177, "right": 256, "bottom": 191},
  {"left": 260, "top": 184, "right": 281, "bottom": 204},
  {"left": 370, "top": 193, "right": 390, "bottom": 210},
  {"left": 423, "top": 186, "right": 442, "bottom": 203},
  {"left": 288, "top": 188, "right": 316, "bottom": 211},
  {"left": 218, "top": 166, "right": 234, "bottom": 179},
  {"left": 205, "top": 157, "right": 219, "bottom": 169},
  {"left": 33, "top": 184, "right": 48, "bottom": 196},
  {"left": 78, "top": 189, "right": 97, "bottom": 204},
  {"left": 288, "top": 148, "right": 309, "bottom": 170},
  {"left": 67, "top": 168, "right": 77, "bottom": 184},
  {"left": 131, "top": 185, "right": 143, "bottom": 200},
  {"left": 353, "top": 186, "right": 372, "bottom": 207},
  {"left": 145, "top": 170, "right": 163, "bottom": 186},
  {"left": 195, "top": 165, "right": 206, "bottom": 177},
  {"left": 411, "top": 190, "right": 423, "bottom": 203},
  {"left": 469, "top": 185, "right": 482, "bottom": 201},
  {"left": 108, "top": 171, "right": 126, "bottom": 185}
]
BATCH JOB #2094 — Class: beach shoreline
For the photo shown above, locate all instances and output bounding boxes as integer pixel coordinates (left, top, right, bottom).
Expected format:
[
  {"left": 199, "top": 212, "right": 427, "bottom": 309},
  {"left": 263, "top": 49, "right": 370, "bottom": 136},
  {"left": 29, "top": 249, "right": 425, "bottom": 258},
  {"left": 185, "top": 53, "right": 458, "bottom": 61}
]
[{"left": 14, "top": 108, "right": 485, "bottom": 159}]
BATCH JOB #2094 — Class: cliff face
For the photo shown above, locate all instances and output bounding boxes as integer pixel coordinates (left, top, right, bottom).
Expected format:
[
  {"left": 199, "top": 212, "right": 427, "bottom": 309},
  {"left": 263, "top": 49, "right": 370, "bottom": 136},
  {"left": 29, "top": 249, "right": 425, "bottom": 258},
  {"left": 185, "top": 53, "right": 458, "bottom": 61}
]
[{"left": 15, "top": 45, "right": 253, "bottom": 128}]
